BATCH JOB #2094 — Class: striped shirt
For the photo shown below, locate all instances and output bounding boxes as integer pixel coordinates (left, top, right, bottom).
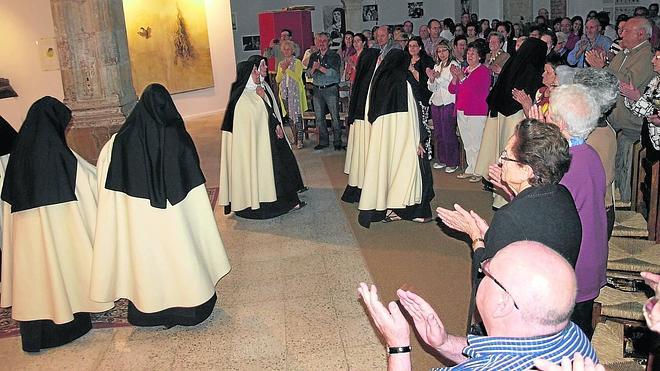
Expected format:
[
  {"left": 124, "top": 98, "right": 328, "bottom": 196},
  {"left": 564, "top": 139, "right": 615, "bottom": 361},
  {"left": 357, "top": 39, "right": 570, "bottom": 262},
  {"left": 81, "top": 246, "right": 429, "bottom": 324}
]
[{"left": 433, "top": 322, "right": 598, "bottom": 370}]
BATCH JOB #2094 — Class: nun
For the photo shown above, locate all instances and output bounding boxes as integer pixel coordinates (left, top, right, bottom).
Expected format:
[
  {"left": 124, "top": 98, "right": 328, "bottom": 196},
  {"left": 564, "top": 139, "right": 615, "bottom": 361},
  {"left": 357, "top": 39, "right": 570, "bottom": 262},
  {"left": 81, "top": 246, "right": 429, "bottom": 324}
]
[
  {"left": 357, "top": 49, "right": 432, "bottom": 228},
  {"left": 342, "top": 47, "right": 380, "bottom": 203},
  {"left": 219, "top": 60, "right": 307, "bottom": 219},
  {"left": 1, "top": 97, "right": 114, "bottom": 352},
  {"left": 89, "top": 84, "right": 230, "bottom": 327},
  {"left": 0, "top": 115, "right": 17, "bottom": 264}
]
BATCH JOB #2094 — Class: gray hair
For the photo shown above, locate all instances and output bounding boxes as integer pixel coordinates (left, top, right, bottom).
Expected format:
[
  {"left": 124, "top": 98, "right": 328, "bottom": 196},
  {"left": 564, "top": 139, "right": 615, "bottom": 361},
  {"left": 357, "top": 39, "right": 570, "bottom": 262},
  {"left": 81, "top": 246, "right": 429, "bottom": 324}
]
[
  {"left": 573, "top": 68, "right": 619, "bottom": 115},
  {"left": 555, "top": 66, "right": 577, "bottom": 86},
  {"left": 487, "top": 31, "right": 505, "bottom": 44},
  {"left": 555, "top": 31, "right": 568, "bottom": 44},
  {"left": 549, "top": 84, "right": 600, "bottom": 140},
  {"left": 638, "top": 17, "right": 653, "bottom": 39},
  {"left": 316, "top": 32, "right": 330, "bottom": 40}
]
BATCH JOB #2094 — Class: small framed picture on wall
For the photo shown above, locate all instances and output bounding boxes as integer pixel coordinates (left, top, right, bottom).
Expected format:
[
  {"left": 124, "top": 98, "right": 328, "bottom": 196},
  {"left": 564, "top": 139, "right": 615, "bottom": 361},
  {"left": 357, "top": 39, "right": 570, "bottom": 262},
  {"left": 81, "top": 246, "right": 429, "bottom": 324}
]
[
  {"left": 242, "top": 35, "right": 261, "bottom": 51},
  {"left": 362, "top": 5, "right": 378, "bottom": 22}
]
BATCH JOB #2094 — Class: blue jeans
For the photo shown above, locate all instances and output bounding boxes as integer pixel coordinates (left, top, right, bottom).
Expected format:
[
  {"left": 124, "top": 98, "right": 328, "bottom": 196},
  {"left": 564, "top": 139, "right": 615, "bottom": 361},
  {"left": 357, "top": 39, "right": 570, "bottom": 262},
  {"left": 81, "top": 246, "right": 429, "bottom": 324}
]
[{"left": 312, "top": 85, "right": 342, "bottom": 146}]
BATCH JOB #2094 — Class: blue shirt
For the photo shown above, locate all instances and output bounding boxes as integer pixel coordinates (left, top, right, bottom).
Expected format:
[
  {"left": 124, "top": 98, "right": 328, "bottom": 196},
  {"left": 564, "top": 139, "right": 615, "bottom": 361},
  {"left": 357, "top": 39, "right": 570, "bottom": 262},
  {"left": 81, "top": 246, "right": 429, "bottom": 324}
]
[
  {"left": 433, "top": 322, "right": 598, "bottom": 370},
  {"left": 307, "top": 50, "right": 340, "bottom": 86},
  {"left": 567, "top": 35, "right": 613, "bottom": 67}
]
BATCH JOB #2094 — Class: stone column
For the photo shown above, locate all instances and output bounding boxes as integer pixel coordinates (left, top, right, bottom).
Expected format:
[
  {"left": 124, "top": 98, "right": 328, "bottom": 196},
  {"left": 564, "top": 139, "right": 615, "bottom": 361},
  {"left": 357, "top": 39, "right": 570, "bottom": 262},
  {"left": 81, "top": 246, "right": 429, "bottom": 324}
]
[{"left": 51, "top": 0, "right": 137, "bottom": 163}]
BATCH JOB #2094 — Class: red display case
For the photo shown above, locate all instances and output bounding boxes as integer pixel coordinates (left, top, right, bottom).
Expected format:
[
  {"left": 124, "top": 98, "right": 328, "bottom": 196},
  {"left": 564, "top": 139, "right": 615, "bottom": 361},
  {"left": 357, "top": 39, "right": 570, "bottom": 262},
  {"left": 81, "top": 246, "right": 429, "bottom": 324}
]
[{"left": 259, "top": 10, "right": 313, "bottom": 72}]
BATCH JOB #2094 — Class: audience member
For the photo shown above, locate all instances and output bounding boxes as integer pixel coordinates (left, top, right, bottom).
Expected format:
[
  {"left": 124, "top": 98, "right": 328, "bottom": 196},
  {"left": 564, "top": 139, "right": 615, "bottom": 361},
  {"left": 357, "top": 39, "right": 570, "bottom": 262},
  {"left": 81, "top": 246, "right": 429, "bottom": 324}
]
[
  {"left": 453, "top": 35, "right": 468, "bottom": 67},
  {"left": 425, "top": 18, "right": 443, "bottom": 54},
  {"left": 428, "top": 40, "right": 460, "bottom": 173},
  {"left": 307, "top": 32, "right": 343, "bottom": 151},
  {"left": 567, "top": 18, "right": 612, "bottom": 67},
  {"left": 441, "top": 18, "right": 455, "bottom": 41},
  {"left": 403, "top": 20, "right": 414, "bottom": 36},
  {"left": 474, "top": 37, "right": 546, "bottom": 186},
  {"left": 568, "top": 16, "right": 585, "bottom": 50},
  {"left": 276, "top": 40, "right": 308, "bottom": 149},
  {"left": 497, "top": 21, "right": 516, "bottom": 55},
  {"left": 449, "top": 41, "right": 490, "bottom": 182},
  {"left": 546, "top": 84, "right": 607, "bottom": 339},
  {"left": 591, "top": 17, "right": 654, "bottom": 202},
  {"left": 440, "top": 119, "right": 582, "bottom": 332},
  {"left": 575, "top": 68, "right": 619, "bottom": 240},
  {"left": 512, "top": 53, "right": 563, "bottom": 117},
  {"left": 359, "top": 241, "right": 597, "bottom": 371},
  {"left": 641, "top": 271, "right": 660, "bottom": 333},
  {"left": 263, "top": 29, "right": 301, "bottom": 66},
  {"left": 485, "top": 31, "right": 510, "bottom": 86},
  {"left": 466, "top": 22, "right": 478, "bottom": 43},
  {"left": 621, "top": 47, "right": 660, "bottom": 165}
]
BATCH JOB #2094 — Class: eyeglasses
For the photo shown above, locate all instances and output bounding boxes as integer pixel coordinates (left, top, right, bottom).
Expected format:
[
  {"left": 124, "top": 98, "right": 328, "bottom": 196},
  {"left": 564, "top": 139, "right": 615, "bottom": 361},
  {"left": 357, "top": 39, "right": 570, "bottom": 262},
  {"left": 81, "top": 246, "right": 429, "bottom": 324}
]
[
  {"left": 497, "top": 150, "right": 525, "bottom": 165},
  {"left": 479, "top": 258, "right": 520, "bottom": 310}
]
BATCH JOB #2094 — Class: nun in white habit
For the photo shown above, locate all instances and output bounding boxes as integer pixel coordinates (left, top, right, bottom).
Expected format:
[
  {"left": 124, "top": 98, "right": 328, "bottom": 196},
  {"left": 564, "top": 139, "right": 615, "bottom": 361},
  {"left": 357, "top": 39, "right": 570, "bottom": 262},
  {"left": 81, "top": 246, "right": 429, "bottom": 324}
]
[
  {"left": 1, "top": 97, "right": 113, "bottom": 352},
  {"left": 219, "top": 60, "right": 306, "bottom": 219},
  {"left": 90, "top": 84, "right": 230, "bottom": 327}
]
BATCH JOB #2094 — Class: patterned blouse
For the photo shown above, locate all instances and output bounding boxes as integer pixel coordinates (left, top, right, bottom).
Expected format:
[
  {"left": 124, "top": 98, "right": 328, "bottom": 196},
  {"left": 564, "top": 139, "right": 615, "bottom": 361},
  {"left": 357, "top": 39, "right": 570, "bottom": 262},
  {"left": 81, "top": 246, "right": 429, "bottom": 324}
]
[{"left": 624, "top": 75, "right": 660, "bottom": 150}]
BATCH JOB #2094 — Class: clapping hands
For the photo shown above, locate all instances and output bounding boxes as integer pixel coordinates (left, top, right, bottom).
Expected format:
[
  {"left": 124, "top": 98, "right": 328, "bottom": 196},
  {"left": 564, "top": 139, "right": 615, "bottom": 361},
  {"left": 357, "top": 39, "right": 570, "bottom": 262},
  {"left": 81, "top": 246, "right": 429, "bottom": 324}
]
[{"left": 436, "top": 204, "right": 489, "bottom": 245}]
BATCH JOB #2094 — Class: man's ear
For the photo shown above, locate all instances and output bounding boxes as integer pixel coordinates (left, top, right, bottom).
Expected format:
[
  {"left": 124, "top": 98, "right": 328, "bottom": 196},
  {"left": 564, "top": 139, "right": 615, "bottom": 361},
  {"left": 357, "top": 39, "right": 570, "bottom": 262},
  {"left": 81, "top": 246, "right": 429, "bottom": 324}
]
[{"left": 491, "top": 290, "right": 516, "bottom": 319}]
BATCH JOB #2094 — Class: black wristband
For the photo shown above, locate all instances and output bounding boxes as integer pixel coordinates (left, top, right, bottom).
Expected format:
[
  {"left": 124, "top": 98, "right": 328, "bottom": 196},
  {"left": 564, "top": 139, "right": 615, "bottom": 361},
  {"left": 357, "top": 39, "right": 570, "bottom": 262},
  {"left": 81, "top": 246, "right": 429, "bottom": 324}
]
[{"left": 387, "top": 346, "right": 411, "bottom": 354}]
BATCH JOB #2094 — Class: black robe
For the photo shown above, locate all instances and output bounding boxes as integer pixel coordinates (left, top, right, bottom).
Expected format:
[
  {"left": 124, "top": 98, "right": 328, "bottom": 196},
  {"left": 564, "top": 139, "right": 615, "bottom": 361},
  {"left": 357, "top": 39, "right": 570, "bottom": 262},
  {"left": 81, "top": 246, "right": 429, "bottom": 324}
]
[
  {"left": 357, "top": 50, "right": 432, "bottom": 227},
  {"left": 342, "top": 48, "right": 380, "bottom": 204},
  {"left": 1, "top": 98, "right": 93, "bottom": 352}
]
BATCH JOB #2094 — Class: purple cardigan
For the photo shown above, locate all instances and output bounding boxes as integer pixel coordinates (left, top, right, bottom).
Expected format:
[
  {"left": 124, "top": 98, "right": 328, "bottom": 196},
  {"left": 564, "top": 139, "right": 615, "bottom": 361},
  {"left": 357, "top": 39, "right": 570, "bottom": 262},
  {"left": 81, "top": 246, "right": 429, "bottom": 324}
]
[
  {"left": 448, "top": 64, "right": 490, "bottom": 116},
  {"left": 560, "top": 144, "right": 608, "bottom": 303}
]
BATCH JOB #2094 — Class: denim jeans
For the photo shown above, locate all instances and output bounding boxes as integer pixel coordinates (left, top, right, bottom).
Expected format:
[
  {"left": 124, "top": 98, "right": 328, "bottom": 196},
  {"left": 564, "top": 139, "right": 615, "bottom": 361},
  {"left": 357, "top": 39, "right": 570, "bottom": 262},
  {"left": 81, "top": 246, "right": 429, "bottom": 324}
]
[{"left": 312, "top": 85, "right": 342, "bottom": 146}]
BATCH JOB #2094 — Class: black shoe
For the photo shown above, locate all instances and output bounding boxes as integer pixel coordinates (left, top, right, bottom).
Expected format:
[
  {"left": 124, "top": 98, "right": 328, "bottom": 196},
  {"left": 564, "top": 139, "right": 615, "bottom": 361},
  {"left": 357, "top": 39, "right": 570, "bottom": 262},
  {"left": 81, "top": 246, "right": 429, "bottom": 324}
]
[
  {"left": 314, "top": 144, "right": 328, "bottom": 151},
  {"left": 334, "top": 145, "right": 342, "bottom": 150}
]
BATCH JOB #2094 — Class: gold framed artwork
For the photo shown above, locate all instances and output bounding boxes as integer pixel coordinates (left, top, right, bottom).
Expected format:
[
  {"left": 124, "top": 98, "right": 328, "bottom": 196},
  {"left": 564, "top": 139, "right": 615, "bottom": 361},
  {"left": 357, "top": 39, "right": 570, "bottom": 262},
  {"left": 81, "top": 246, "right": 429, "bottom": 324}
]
[{"left": 123, "top": 0, "right": 214, "bottom": 95}]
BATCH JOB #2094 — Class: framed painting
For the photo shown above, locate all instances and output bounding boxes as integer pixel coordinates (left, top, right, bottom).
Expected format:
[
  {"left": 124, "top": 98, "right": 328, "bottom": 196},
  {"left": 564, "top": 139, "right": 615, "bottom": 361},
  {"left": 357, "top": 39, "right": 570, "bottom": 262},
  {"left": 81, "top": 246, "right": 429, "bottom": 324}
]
[{"left": 123, "top": 0, "right": 214, "bottom": 95}]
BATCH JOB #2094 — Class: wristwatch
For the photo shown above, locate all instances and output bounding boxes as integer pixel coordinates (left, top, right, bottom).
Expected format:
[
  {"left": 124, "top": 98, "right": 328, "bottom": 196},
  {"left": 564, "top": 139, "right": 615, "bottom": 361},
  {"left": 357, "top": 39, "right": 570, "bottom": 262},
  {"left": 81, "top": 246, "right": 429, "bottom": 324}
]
[{"left": 387, "top": 346, "right": 411, "bottom": 355}]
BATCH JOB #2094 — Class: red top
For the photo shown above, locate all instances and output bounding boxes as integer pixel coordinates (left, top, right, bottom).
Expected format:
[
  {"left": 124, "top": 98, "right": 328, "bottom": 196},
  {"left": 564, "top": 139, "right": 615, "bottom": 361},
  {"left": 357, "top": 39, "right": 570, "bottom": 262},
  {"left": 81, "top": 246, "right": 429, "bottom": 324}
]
[{"left": 448, "top": 64, "right": 490, "bottom": 116}]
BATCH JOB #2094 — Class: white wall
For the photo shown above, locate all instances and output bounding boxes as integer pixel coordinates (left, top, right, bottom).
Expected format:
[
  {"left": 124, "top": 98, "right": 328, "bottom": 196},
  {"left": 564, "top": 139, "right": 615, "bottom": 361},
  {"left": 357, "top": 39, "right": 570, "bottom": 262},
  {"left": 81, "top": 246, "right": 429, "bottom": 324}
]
[
  {"left": 0, "top": 0, "right": 235, "bottom": 125},
  {"left": 567, "top": 0, "right": 653, "bottom": 18},
  {"left": 0, "top": 0, "right": 64, "bottom": 129},
  {"left": 478, "top": 0, "right": 504, "bottom": 20}
]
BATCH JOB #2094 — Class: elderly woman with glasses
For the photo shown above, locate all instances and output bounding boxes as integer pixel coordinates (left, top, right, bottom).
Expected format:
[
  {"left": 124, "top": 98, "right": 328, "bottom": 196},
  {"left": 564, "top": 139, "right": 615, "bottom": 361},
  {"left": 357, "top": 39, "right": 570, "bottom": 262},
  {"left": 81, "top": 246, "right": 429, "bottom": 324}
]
[{"left": 438, "top": 119, "right": 582, "bottom": 334}]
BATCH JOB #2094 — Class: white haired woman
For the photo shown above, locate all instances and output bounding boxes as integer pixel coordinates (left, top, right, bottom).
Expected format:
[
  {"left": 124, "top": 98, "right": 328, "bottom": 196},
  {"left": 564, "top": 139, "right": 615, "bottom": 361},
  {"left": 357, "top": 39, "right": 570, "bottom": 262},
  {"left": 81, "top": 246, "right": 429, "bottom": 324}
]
[
  {"left": 574, "top": 68, "right": 619, "bottom": 240},
  {"left": 548, "top": 84, "right": 608, "bottom": 340}
]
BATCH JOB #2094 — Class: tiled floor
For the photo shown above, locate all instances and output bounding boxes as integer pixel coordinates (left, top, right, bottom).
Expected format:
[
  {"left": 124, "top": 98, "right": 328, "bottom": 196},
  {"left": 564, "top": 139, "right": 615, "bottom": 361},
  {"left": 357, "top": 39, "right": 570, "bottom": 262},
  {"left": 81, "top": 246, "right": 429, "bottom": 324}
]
[{"left": 0, "top": 113, "right": 387, "bottom": 370}]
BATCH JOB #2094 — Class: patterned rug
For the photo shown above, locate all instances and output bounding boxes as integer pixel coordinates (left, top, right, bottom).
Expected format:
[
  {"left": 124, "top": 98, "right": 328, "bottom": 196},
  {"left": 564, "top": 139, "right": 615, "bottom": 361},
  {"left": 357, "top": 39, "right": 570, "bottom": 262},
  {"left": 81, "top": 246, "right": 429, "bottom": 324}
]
[{"left": 0, "top": 186, "right": 220, "bottom": 339}]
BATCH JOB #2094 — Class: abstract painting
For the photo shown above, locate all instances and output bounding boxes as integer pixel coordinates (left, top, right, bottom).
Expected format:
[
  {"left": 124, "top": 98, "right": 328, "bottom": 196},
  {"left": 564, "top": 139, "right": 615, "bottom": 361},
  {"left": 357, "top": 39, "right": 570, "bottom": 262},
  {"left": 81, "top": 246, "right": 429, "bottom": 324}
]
[{"left": 123, "top": 0, "right": 214, "bottom": 95}]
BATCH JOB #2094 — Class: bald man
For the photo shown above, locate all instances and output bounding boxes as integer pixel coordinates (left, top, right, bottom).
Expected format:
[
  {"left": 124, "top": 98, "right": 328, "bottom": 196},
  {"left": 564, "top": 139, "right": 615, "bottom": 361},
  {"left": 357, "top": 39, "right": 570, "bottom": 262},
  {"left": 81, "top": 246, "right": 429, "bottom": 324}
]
[
  {"left": 374, "top": 25, "right": 402, "bottom": 65},
  {"left": 359, "top": 241, "right": 598, "bottom": 371}
]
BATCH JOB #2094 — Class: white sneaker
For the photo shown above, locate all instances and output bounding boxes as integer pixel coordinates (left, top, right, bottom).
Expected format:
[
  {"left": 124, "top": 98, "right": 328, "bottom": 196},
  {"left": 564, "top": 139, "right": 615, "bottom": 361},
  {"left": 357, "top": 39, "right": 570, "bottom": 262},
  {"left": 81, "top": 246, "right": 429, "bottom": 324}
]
[
  {"left": 433, "top": 162, "right": 446, "bottom": 169},
  {"left": 469, "top": 175, "right": 483, "bottom": 183},
  {"left": 456, "top": 172, "right": 472, "bottom": 179},
  {"left": 444, "top": 166, "right": 458, "bottom": 173}
]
